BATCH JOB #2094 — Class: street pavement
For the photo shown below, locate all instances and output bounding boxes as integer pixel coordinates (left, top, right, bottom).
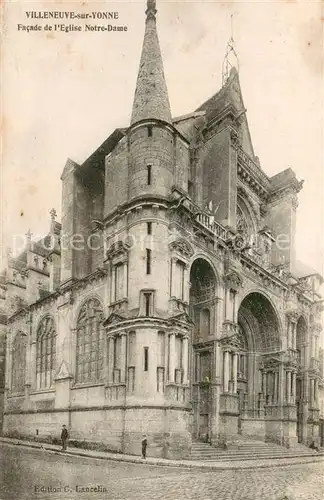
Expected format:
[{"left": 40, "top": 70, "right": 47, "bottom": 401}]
[{"left": 1, "top": 442, "right": 323, "bottom": 500}]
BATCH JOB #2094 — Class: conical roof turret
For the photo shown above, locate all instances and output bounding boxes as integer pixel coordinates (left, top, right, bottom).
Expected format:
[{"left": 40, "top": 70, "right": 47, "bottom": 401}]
[{"left": 130, "top": 1, "right": 172, "bottom": 125}]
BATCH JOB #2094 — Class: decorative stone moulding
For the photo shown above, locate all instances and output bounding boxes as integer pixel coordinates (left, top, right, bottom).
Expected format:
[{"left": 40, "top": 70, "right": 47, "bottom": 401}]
[
  {"left": 169, "top": 238, "right": 194, "bottom": 260},
  {"left": 227, "top": 233, "right": 247, "bottom": 252},
  {"left": 230, "top": 128, "right": 240, "bottom": 149},
  {"left": 223, "top": 270, "right": 243, "bottom": 291},
  {"left": 220, "top": 321, "right": 240, "bottom": 341},
  {"left": 106, "top": 240, "right": 131, "bottom": 262},
  {"left": 312, "top": 323, "right": 322, "bottom": 334},
  {"left": 286, "top": 310, "right": 300, "bottom": 323}
]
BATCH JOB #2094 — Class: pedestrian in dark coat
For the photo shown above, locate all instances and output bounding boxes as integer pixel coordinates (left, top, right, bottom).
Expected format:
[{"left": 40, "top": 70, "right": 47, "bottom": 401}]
[
  {"left": 141, "top": 435, "right": 147, "bottom": 459},
  {"left": 309, "top": 440, "right": 320, "bottom": 452},
  {"left": 61, "top": 425, "right": 69, "bottom": 451}
]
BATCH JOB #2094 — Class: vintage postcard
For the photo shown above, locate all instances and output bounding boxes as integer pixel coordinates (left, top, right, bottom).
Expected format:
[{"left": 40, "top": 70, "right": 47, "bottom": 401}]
[{"left": 1, "top": 0, "right": 323, "bottom": 499}]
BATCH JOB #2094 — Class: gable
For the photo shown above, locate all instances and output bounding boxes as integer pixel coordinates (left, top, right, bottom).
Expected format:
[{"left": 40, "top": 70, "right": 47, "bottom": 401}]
[
  {"left": 225, "top": 68, "right": 255, "bottom": 158},
  {"left": 196, "top": 67, "right": 255, "bottom": 159}
]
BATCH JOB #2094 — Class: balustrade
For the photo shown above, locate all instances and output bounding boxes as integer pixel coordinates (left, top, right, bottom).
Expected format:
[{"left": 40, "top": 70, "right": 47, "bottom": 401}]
[{"left": 195, "top": 212, "right": 228, "bottom": 240}]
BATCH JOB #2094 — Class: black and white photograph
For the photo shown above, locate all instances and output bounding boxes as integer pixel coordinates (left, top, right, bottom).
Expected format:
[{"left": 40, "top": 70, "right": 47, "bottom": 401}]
[{"left": 0, "top": 0, "right": 323, "bottom": 498}]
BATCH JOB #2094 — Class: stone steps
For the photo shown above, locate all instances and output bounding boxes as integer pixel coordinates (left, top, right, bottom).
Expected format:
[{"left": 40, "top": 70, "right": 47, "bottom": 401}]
[
  {"left": 191, "top": 449, "right": 319, "bottom": 455},
  {"left": 191, "top": 439, "right": 324, "bottom": 461}
]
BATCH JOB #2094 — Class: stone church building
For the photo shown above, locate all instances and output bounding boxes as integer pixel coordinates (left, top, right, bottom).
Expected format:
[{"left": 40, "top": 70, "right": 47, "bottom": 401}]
[{"left": 1, "top": 1, "right": 323, "bottom": 458}]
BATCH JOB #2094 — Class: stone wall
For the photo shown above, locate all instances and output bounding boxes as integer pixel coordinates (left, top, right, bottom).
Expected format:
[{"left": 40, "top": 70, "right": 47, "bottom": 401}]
[
  {"left": 241, "top": 418, "right": 265, "bottom": 441},
  {"left": 3, "top": 406, "right": 192, "bottom": 459}
]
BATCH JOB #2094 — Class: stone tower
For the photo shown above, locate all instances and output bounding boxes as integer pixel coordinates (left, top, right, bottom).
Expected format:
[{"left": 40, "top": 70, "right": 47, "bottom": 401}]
[{"left": 103, "top": 0, "right": 192, "bottom": 457}]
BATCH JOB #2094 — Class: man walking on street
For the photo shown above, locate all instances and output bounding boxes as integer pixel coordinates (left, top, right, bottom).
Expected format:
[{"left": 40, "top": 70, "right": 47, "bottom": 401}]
[
  {"left": 141, "top": 435, "right": 147, "bottom": 459},
  {"left": 61, "top": 424, "right": 69, "bottom": 452}
]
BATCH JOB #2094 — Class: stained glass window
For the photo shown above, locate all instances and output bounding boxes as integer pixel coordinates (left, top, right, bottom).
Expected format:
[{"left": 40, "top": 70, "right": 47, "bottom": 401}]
[
  {"left": 36, "top": 316, "right": 56, "bottom": 389},
  {"left": 76, "top": 298, "right": 104, "bottom": 384},
  {"left": 11, "top": 331, "right": 27, "bottom": 393}
]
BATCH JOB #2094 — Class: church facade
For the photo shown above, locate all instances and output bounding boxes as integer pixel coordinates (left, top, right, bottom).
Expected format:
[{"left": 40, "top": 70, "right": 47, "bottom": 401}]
[{"left": 1, "top": 1, "right": 323, "bottom": 459}]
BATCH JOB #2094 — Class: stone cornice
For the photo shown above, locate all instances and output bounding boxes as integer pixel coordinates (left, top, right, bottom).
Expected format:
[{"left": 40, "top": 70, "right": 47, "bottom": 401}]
[
  {"left": 106, "top": 240, "right": 131, "bottom": 262},
  {"left": 270, "top": 178, "right": 304, "bottom": 201},
  {"left": 240, "top": 254, "right": 288, "bottom": 293},
  {"left": 169, "top": 238, "right": 194, "bottom": 260},
  {"left": 105, "top": 314, "right": 192, "bottom": 334},
  {"left": 103, "top": 195, "right": 169, "bottom": 227},
  {"left": 4, "top": 403, "right": 192, "bottom": 416},
  {"left": 237, "top": 157, "right": 269, "bottom": 200}
]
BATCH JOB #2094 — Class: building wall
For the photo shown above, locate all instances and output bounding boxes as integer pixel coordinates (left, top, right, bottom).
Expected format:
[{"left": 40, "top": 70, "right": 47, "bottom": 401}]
[{"left": 1, "top": 102, "right": 322, "bottom": 458}]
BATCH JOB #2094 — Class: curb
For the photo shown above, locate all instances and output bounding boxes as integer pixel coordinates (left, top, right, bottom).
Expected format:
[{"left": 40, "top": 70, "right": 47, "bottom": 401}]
[{"left": 1, "top": 437, "right": 324, "bottom": 471}]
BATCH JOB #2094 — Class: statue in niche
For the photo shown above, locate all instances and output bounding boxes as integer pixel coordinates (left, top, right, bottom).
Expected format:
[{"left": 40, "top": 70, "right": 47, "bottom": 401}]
[{"left": 237, "top": 205, "right": 251, "bottom": 248}]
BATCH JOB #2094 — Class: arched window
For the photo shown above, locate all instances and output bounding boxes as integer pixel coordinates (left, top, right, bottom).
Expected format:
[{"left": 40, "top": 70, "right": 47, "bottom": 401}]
[
  {"left": 237, "top": 324, "right": 248, "bottom": 379},
  {"left": 36, "top": 316, "right": 56, "bottom": 390},
  {"left": 200, "top": 308, "right": 211, "bottom": 340},
  {"left": 76, "top": 297, "right": 104, "bottom": 384},
  {"left": 237, "top": 197, "right": 257, "bottom": 248},
  {"left": 190, "top": 258, "right": 217, "bottom": 344},
  {"left": 11, "top": 331, "right": 27, "bottom": 393},
  {"left": 296, "top": 316, "right": 307, "bottom": 366}
]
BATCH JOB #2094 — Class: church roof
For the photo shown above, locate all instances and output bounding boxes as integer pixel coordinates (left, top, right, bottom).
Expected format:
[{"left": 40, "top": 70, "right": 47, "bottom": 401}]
[
  {"left": 80, "top": 128, "right": 127, "bottom": 173},
  {"left": 196, "top": 67, "right": 255, "bottom": 158},
  {"left": 8, "top": 253, "right": 27, "bottom": 270},
  {"left": 130, "top": 0, "right": 172, "bottom": 125},
  {"left": 294, "top": 260, "right": 323, "bottom": 281}
]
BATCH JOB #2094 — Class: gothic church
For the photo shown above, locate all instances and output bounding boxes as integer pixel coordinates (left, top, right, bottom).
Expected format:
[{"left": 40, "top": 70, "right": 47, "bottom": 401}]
[{"left": 1, "top": 1, "right": 323, "bottom": 458}]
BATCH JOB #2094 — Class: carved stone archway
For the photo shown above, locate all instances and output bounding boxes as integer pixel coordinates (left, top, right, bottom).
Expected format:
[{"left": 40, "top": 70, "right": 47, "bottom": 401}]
[
  {"left": 237, "top": 292, "right": 281, "bottom": 433},
  {"left": 189, "top": 258, "right": 217, "bottom": 441}
]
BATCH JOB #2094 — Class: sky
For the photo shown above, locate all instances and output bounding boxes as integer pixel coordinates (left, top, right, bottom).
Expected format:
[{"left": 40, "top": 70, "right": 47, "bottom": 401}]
[{"left": 1, "top": 0, "right": 323, "bottom": 275}]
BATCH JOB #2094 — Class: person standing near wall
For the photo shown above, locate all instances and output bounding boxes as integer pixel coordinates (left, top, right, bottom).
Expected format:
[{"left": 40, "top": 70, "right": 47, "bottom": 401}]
[
  {"left": 61, "top": 424, "right": 69, "bottom": 451},
  {"left": 141, "top": 435, "right": 148, "bottom": 459}
]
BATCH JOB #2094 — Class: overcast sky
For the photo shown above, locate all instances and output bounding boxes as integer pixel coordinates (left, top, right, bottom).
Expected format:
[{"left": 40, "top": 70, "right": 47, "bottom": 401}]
[{"left": 1, "top": 0, "right": 323, "bottom": 274}]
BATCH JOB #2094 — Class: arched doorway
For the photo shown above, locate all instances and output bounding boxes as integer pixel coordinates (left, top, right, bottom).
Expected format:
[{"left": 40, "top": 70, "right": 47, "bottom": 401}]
[
  {"left": 237, "top": 292, "right": 281, "bottom": 437},
  {"left": 296, "top": 316, "right": 307, "bottom": 443},
  {"left": 189, "top": 258, "right": 217, "bottom": 441},
  {"left": 235, "top": 324, "right": 249, "bottom": 433}
]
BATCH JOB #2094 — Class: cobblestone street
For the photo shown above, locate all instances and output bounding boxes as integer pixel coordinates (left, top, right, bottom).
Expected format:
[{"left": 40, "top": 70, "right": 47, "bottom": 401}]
[{"left": 1, "top": 443, "right": 324, "bottom": 500}]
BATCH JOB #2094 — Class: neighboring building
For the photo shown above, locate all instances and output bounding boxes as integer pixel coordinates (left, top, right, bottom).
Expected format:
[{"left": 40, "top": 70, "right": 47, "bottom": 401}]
[{"left": 1, "top": 0, "right": 323, "bottom": 458}]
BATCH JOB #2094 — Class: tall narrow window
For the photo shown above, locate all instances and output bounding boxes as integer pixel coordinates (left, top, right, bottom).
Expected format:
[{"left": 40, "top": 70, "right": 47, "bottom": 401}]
[
  {"left": 128, "top": 331, "right": 136, "bottom": 367},
  {"left": 230, "top": 290, "right": 236, "bottom": 323},
  {"left": 113, "top": 336, "right": 118, "bottom": 369},
  {"left": 144, "top": 292, "right": 152, "bottom": 316},
  {"left": 144, "top": 347, "right": 149, "bottom": 372},
  {"left": 112, "top": 335, "right": 121, "bottom": 383},
  {"left": 36, "top": 316, "right": 56, "bottom": 390},
  {"left": 175, "top": 336, "right": 184, "bottom": 384},
  {"left": 157, "top": 331, "right": 165, "bottom": 366},
  {"left": 200, "top": 308, "right": 211, "bottom": 341},
  {"left": 11, "top": 332, "right": 27, "bottom": 393},
  {"left": 147, "top": 165, "right": 152, "bottom": 185},
  {"left": 114, "top": 263, "right": 124, "bottom": 301},
  {"left": 176, "top": 260, "right": 185, "bottom": 300},
  {"left": 146, "top": 248, "right": 151, "bottom": 274},
  {"left": 76, "top": 298, "right": 104, "bottom": 384},
  {"left": 147, "top": 222, "right": 152, "bottom": 235},
  {"left": 147, "top": 125, "right": 153, "bottom": 137},
  {"left": 188, "top": 180, "right": 193, "bottom": 198}
]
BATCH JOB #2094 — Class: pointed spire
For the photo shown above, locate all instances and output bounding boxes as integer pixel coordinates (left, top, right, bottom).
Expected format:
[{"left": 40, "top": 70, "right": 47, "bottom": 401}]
[
  {"left": 222, "top": 13, "right": 239, "bottom": 86},
  {"left": 130, "top": 0, "right": 172, "bottom": 125}
]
